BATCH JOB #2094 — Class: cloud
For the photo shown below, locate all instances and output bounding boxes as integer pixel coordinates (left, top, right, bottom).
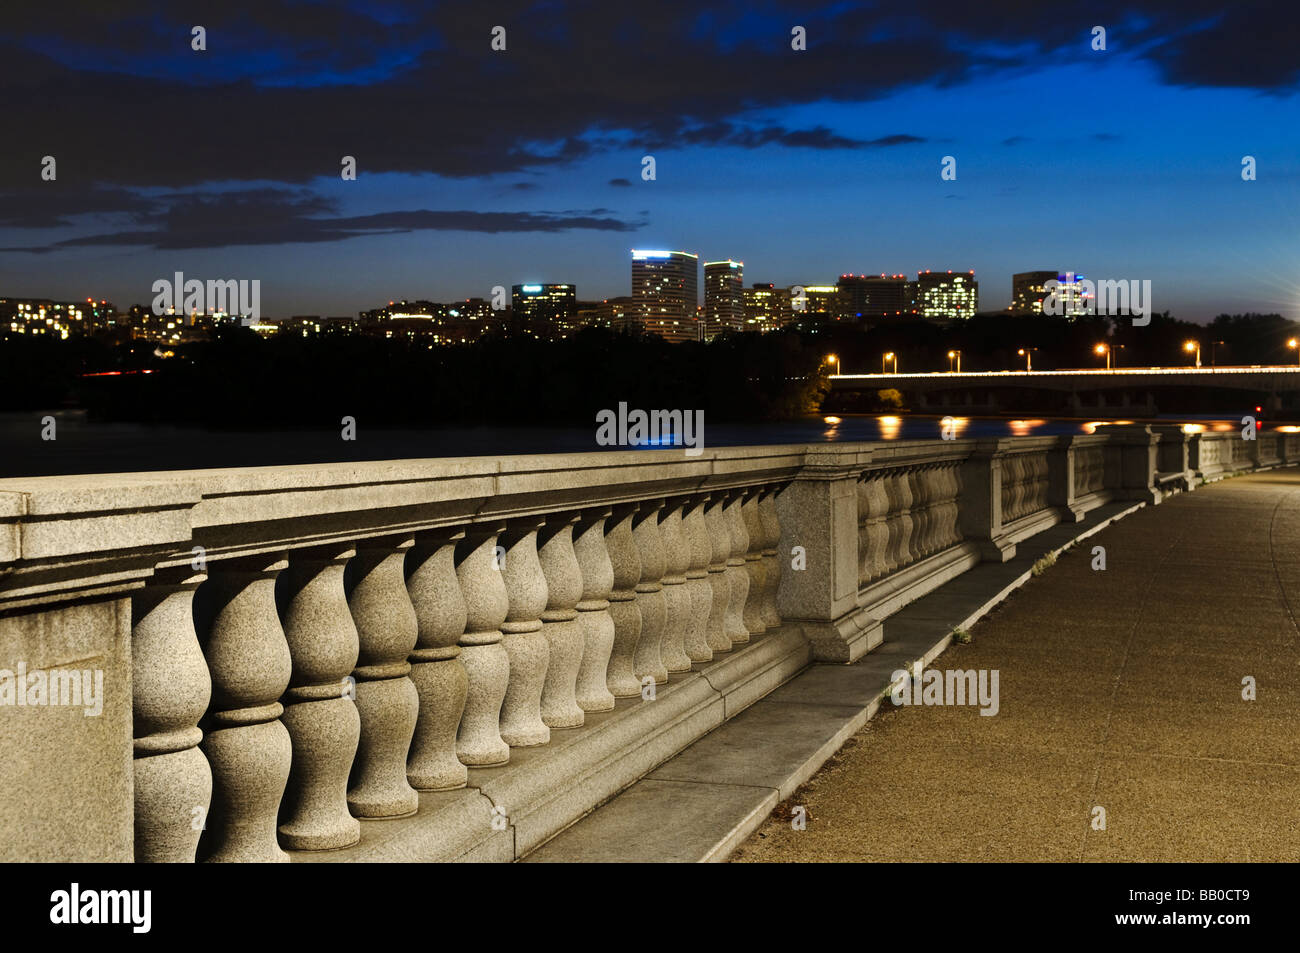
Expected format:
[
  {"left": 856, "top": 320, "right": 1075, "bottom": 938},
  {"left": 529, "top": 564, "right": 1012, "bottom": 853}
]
[
  {"left": 1, "top": 0, "right": 1294, "bottom": 255},
  {"left": 2, "top": 187, "right": 644, "bottom": 252}
]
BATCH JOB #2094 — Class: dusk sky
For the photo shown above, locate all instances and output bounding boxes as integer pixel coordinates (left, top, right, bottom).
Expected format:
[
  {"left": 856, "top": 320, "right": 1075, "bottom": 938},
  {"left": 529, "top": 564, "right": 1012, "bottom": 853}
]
[{"left": 1, "top": 1, "right": 1298, "bottom": 321}]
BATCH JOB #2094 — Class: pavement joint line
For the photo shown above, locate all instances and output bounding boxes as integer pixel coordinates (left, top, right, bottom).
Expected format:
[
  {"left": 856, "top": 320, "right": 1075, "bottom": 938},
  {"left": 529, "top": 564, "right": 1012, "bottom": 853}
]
[
  {"left": 1264, "top": 487, "right": 1300, "bottom": 649},
  {"left": 1077, "top": 512, "right": 1192, "bottom": 861}
]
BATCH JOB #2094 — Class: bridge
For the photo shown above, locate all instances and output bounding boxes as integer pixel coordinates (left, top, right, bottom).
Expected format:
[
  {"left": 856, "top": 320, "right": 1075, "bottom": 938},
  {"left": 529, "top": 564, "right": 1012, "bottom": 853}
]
[
  {"left": 830, "top": 366, "right": 1300, "bottom": 415},
  {"left": 1, "top": 426, "right": 1296, "bottom": 861}
]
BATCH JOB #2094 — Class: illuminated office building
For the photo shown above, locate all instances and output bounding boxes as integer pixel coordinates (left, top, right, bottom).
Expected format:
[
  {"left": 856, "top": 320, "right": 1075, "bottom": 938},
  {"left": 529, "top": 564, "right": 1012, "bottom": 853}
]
[
  {"left": 631, "top": 249, "right": 700, "bottom": 343},
  {"left": 915, "top": 270, "right": 978, "bottom": 321},
  {"left": 742, "top": 282, "right": 789, "bottom": 332},
  {"left": 835, "top": 274, "right": 914, "bottom": 321},
  {"left": 511, "top": 283, "right": 577, "bottom": 338},
  {"left": 703, "top": 259, "right": 744, "bottom": 339}
]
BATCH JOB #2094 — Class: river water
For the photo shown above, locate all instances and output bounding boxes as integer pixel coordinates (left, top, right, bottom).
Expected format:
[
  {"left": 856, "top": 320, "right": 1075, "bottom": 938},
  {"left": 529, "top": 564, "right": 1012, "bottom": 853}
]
[{"left": 0, "top": 411, "right": 1269, "bottom": 478}]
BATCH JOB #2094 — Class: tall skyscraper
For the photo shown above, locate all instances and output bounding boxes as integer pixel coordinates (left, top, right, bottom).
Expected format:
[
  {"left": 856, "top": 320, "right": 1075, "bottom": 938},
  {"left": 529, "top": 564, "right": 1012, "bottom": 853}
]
[
  {"left": 916, "top": 270, "right": 978, "bottom": 321},
  {"left": 703, "top": 259, "right": 744, "bottom": 339},
  {"left": 511, "top": 283, "right": 577, "bottom": 338},
  {"left": 631, "top": 249, "right": 700, "bottom": 343}
]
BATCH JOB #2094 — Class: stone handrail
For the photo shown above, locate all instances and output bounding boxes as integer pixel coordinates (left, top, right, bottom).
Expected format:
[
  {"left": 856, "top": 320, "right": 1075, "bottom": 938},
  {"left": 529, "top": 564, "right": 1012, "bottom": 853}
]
[{"left": 1, "top": 427, "right": 1296, "bottom": 861}]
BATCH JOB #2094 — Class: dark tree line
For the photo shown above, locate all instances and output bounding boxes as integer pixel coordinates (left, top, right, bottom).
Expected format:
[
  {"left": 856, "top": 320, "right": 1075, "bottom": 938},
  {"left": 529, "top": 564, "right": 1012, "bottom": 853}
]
[
  {"left": 5, "top": 325, "right": 829, "bottom": 429},
  {"left": 2, "top": 312, "right": 1294, "bottom": 428}
]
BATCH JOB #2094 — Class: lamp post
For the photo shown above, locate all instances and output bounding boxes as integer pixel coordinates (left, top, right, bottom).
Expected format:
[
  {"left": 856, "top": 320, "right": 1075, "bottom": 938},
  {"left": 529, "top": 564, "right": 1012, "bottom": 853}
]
[
  {"left": 947, "top": 349, "right": 961, "bottom": 373},
  {"left": 1094, "top": 343, "right": 1126, "bottom": 370},
  {"left": 1184, "top": 340, "right": 1201, "bottom": 368},
  {"left": 882, "top": 351, "right": 897, "bottom": 374},
  {"left": 826, "top": 353, "right": 840, "bottom": 376},
  {"left": 1210, "top": 339, "right": 1226, "bottom": 368},
  {"left": 1017, "top": 347, "right": 1038, "bottom": 372},
  {"left": 1289, "top": 338, "right": 1300, "bottom": 366}
]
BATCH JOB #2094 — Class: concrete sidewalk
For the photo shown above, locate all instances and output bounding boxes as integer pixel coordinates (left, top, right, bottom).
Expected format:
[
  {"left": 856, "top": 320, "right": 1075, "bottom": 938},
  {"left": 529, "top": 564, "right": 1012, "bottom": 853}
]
[
  {"left": 529, "top": 490, "right": 1165, "bottom": 861},
  {"left": 733, "top": 469, "right": 1300, "bottom": 862}
]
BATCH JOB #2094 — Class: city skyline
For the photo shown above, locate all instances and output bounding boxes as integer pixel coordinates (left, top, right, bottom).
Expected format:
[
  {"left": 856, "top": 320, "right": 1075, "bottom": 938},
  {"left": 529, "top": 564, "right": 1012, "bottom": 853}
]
[{"left": 0, "top": 2, "right": 1297, "bottom": 320}]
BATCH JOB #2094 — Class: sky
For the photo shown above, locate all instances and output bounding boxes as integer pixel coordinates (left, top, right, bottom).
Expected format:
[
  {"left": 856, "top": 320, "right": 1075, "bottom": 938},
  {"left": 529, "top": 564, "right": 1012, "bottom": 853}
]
[{"left": 1, "top": 0, "right": 1298, "bottom": 322}]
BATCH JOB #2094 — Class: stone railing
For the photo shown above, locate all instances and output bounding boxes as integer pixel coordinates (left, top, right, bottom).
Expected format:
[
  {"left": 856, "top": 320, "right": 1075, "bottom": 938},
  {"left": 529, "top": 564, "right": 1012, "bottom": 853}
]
[
  {"left": 2, "top": 427, "right": 1297, "bottom": 862},
  {"left": 999, "top": 449, "right": 1051, "bottom": 524}
]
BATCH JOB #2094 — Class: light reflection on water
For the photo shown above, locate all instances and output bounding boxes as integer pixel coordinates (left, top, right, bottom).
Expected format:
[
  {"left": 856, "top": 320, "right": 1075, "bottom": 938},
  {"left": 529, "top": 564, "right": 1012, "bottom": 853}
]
[{"left": 0, "top": 411, "right": 1285, "bottom": 478}]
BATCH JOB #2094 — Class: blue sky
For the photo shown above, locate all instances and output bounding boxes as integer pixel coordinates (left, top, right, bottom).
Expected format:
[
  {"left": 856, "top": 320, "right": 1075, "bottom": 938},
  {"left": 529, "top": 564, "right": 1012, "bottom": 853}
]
[{"left": 1, "top": 1, "right": 1297, "bottom": 321}]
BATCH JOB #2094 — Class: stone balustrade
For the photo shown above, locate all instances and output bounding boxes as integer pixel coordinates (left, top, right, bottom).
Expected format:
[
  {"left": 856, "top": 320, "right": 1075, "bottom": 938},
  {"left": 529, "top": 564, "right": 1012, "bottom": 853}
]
[{"left": 2, "top": 428, "right": 1298, "bottom": 862}]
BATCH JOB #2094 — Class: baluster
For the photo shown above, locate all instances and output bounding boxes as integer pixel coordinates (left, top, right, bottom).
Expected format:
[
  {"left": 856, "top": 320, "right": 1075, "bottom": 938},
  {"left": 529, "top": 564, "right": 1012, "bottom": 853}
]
[
  {"left": 1004, "top": 455, "right": 1024, "bottom": 521},
  {"left": 856, "top": 478, "right": 872, "bottom": 586},
  {"left": 658, "top": 499, "right": 694, "bottom": 672},
  {"left": 573, "top": 508, "right": 616, "bottom": 712},
  {"left": 499, "top": 519, "right": 551, "bottom": 747},
  {"left": 278, "top": 545, "right": 362, "bottom": 848},
  {"left": 881, "top": 473, "right": 901, "bottom": 575},
  {"left": 538, "top": 514, "right": 586, "bottom": 728},
  {"left": 935, "top": 465, "right": 953, "bottom": 549},
  {"left": 406, "top": 529, "right": 469, "bottom": 791},
  {"left": 723, "top": 491, "right": 751, "bottom": 646},
  {"left": 905, "top": 469, "right": 926, "bottom": 560},
  {"left": 196, "top": 555, "right": 293, "bottom": 863},
  {"left": 682, "top": 496, "right": 714, "bottom": 662},
  {"left": 703, "top": 494, "right": 733, "bottom": 653},
  {"left": 633, "top": 500, "right": 669, "bottom": 684},
  {"left": 866, "top": 476, "right": 890, "bottom": 581},
  {"left": 913, "top": 466, "right": 934, "bottom": 557},
  {"left": 758, "top": 486, "right": 782, "bottom": 628},
  {"left": 925, "top": 466, "right": 943, "bottom": 554},
  {"left": 346, "top": 538, "right": 420, "bottom": 818},
  {"left": 605, "top": 504, "right": 643, "bottom": 697},
  {"left": 895, "top": 469, "right": 915, "bottom": 568},
  {"left": 741, "top": 490, "right": 767, "bottom": 635},
  {"left": 132, "top": 568, "right": 212, "bottom": 863},
  {"left": 931, "top": 465, "right": 948, "bottom": 549},
  {"left": 946, "top": 464, "right": 964, "bottom": 545},
  {"left": 454, "top": 527, "right": 510, "bottom": 766}
]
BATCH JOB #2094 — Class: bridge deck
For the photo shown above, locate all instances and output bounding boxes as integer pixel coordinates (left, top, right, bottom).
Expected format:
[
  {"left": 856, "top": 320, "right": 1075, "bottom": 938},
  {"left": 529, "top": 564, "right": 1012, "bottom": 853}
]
[{"left": 733, "top": 469, "right": 1300, "bottom": 861}]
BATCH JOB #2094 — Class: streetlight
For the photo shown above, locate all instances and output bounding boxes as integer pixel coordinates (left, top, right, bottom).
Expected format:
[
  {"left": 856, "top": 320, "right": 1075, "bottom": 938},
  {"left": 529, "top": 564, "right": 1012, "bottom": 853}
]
[
  {"left": 1184, "top": 339, "right": 1201, "bottom": 368},
  {"left": 947, "top": 349, "right": 962, "bottom": 373},
  {"left": 1288, "top": 338, "right": 1299, "bottom": 366},
  {"left": 1017, "top": 347, "right": 1038, "bottom": 372},
  {"left": 1210, "top": 339, "right": 1226, "bottom": 368},
  {"left": 883, "top": 351, "right": 897, "bottom": 374},
  {"left": 1094, "top": 342, "right": 1126, "bottom": 370},
  {"left": 826, "top": 353, "right": 841, "bottom": 376}
]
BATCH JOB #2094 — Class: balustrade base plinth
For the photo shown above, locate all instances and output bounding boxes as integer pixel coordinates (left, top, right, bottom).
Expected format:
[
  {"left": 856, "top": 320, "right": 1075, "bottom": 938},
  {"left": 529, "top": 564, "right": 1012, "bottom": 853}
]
[{"left": 287, "top": 624, "right": 810, "bottom": 863}]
